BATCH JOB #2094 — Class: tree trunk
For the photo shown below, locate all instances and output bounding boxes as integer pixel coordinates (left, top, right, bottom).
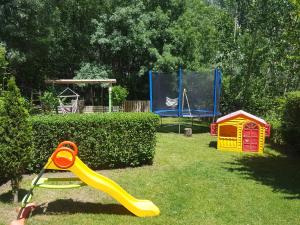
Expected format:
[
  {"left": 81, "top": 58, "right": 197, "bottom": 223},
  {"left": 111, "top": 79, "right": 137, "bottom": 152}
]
[
  {"left": 91, "top": 86, "right": 94, "bottom": 106},
  {"left": 101, "top": 86, "right": 104, "bottom": 106},
  {"left": 11, "top": 178, "right": 20, "bottom": 203}
]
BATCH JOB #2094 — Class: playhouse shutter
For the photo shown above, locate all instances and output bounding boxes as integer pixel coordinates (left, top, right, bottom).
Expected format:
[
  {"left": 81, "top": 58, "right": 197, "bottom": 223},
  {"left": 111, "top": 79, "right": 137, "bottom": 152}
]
[
  {"left": 210, "top": 123, "right": 217, "bottom": 136},
  {"left": 265, "top": 124, "right": 271, "bottom": 137}
]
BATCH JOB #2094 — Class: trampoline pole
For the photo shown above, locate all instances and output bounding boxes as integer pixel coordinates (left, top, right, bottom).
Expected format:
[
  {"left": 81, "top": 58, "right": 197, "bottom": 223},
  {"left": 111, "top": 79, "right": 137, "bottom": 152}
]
[
  {"left": 178, "top": 117, "right": 181, "bottom": 134},
  {"left": 149, "top": 69, "right": 153, "bottom": 112}
]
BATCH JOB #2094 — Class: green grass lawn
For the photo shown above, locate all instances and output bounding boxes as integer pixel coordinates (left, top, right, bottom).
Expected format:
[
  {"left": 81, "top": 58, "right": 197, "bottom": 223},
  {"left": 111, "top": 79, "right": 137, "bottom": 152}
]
[{"left": 1, "top": 120, "right": 300, "bottom": 225}]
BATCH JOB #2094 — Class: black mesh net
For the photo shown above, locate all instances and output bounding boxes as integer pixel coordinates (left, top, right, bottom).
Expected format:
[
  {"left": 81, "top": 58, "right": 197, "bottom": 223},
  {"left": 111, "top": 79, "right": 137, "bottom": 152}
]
[
  {"left": 150, "top": 68, "right": 221, "bottom": 117},
  {"left": 182, "top": 70, "right": 213, "bottom": 117},
  {"left": 151, "top": 72, "right": 179, "bottom": 116}
]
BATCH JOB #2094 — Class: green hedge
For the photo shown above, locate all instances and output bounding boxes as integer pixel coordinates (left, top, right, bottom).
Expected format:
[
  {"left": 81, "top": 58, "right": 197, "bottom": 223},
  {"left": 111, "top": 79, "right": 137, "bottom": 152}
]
[
  {"left": 267, "top": 91, "right": 300, "bottom": 150},
  {"left": 268, "top": 118, "right": 285, "bottom": 146},
  {"left": 30, "top": 112, "right": 159, "bottom": 172},
  {"left": 281, "top": 91, "right": 300, "bottom": 149},
  {"left": 0, "top": 97, "right": 3, "bottom": 112},
  {"left": 265, "top": 97, "right": 286, "bottom": 146},
  {"left": 0, "top": 97, "right": 7, "bottom": 185}
]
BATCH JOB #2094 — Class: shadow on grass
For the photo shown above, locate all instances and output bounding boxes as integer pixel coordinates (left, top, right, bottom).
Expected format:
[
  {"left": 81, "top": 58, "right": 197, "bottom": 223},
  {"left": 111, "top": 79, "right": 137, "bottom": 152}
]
[
  {"left": 32, "top": 199, "right": 134, "bottom": 216},
  {"left": 0, "top": 189, "right": 28, "bottom": 203},
  {"left": 225, "top": 154, "right": 300, "bottom": 199},
  {"left": 267, "top": 141, "right": 299, "bottom": 157},
  {"left": 157, "top": 120, "right": 210, "bottom": 134},
  {"left": 209, "top": 141, "right": 217, "bottom": 149},
  {"left": 0, "top": 177, "right": 9, "bottom": 186}
]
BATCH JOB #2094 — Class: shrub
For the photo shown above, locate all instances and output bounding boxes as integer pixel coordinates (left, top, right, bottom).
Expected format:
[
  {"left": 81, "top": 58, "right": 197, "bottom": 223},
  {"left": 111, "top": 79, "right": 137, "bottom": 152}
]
[
  {"left": 265, "top": 97, "right": 286, "bottom": 145},
  {"left": 281, "top": 91, "right": 300, "bottom": 149},
  {"left": 267, "top": 117, "right": 285, "bottom": 146},
  {"left": 40, "top": 91, "right": 59, "bottom": 114},
  {"left": 266, "top": 91, "right": 300, "bottom": 150},
  {"left": 0, "top": 43, "right": 8, "bottom": 79},
  {"left": 30, "top": 112, "right": 159, "bottom": 171},
  {"left": 0, "top": 97, "right": 4, "bottom": 112},
  {"left": 112, "top": 85, "right": 128, "bottom": 106},
  {"left": 0, "top": 77, "right": 33, "bottom": 202},
  {"left": 0, "top": 97, "right": 6, "bottom": 185},
  {"left": 23, "top": 98, "right": 41, "bottom": 115}
]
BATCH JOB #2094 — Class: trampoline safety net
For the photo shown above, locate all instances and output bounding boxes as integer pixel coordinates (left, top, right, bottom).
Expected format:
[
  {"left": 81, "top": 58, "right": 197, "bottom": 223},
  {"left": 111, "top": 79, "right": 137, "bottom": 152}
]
[{"left": 149, "top": 68, "right": 222, "bottom": 117}]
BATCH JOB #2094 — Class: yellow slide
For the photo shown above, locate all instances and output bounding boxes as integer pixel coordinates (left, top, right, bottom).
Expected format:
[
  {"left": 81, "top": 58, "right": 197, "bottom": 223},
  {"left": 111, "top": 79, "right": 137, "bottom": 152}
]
[{"left": 45, "top": 141, "right": 160, "bottom": 217}]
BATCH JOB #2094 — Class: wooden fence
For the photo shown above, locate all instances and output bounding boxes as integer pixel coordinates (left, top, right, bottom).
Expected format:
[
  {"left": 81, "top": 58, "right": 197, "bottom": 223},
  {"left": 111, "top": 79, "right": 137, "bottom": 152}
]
[
  {"left": 58, "top": 100, "right": 150, "bottom": 113},
  {"left": 82, "top": 106, "right": 123, "bottom": 113},
  {"left": 122, "top": 100, "right": 150, "bottom": 112}
]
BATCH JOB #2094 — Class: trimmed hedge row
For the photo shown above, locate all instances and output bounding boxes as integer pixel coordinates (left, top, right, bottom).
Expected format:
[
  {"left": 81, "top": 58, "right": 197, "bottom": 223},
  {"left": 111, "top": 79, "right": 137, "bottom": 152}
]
[{"left": 30, "top": 112, "right": 159, "bottom": 172}]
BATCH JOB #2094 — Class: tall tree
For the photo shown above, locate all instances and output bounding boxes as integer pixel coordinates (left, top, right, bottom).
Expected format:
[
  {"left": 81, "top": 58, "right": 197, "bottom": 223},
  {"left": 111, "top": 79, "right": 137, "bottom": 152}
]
[
  {"left": 0, "top": 0, "right": 109, "bottom": 92},
  {"left": 214, "top": 0, "right": 300, "bottom": 115},
  {"left": 0, "top": 43, "right": 8, "bottom": 88},
  {"left": 0, "top": 77, "right": 33, "bottom": 203}
]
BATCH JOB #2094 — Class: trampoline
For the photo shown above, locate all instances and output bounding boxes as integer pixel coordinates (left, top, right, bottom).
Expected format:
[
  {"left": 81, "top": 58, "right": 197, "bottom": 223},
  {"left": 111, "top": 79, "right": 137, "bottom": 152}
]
[{"left": 149, "top": 67, "right": 222, "bottom": 118}]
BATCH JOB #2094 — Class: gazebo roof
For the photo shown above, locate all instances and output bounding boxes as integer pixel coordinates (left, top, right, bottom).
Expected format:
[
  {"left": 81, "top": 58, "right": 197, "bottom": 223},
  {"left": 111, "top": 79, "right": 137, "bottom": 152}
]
[{"left": 45, "top": 79, "right": 117, "bottom": 85}]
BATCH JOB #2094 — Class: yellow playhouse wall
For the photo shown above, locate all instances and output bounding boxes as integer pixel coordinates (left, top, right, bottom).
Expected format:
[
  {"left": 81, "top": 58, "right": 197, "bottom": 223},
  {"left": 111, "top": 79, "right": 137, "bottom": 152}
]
[
  {"left": 217, "top": 116, "right": 265, "bottom": 153},
  {"left": 258, "top": 125, "right": 266, "bottom": 153}
]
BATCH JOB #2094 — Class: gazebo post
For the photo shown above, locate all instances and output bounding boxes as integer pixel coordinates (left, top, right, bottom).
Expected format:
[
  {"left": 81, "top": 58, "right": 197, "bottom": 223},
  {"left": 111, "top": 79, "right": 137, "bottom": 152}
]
[{"left": 108, "top": 85, "right": 112, "bottom": 113}]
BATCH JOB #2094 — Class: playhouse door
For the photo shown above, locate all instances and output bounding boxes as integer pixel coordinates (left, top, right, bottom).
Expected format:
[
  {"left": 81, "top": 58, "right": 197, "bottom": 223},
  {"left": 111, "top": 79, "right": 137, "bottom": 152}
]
[{"left": 243, "top": 122, "right": 259, "bottom": 152}]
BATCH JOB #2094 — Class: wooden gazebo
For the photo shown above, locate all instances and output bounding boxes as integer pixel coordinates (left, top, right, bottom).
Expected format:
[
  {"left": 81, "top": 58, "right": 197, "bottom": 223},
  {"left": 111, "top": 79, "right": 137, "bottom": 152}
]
[{"left": 45, "top": 79, "right": 117, "bottom": 112}]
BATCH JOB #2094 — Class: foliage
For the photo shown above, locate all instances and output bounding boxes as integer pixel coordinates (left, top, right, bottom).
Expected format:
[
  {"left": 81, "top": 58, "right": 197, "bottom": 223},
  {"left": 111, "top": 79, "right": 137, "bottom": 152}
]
[
  {"left": 0, "top": 77, "right": 33, "bottom": 202},
  {"left": 217, "top": 0, "right": 300, "bottom": 115},
  {"left": 0, "top": 97, "right": 4, "bottom": 112},
  {"left": 74, "top": 62, "right": 111, "bottom": 80},
  {"left": 0, "top": 0, "right": 226, "bottom": 99},
  {"left": 89, "top": 0, "right": 184, "bottom": 98},
  {"left": 0, "top": 43, "right": 8, "bottom": 91},
  {"left": 30, "top": 112, "right": 159, "bottom": 171},
  {"left": 0, "top": 0, "right": 108, "bottom": 88},
  {"left": 40, "top": 91, "right": 59, "bottom": 114},
  {"left": 112, "top": 85, "right": 128, "bottom": 106},
  {"left": 23, "top": 98, "right": 41, "bottom": 115},
  {"left": 0, "top": 0, "right": 299, "bottom": 113},
  {"left": 0, "top": 43, "right": 8, "bottom": 74},
  {"left": 266, "top": 91, "right": 300, "bottom": 150},
  {"left": 0, "top": 97, "right": 5, "bottom": 184},
  {"left": 264, "top": 97, "right": 286, "bottom": 146},
  {"left": 281, "top": 91, "right": 300, "bottom": 149}
]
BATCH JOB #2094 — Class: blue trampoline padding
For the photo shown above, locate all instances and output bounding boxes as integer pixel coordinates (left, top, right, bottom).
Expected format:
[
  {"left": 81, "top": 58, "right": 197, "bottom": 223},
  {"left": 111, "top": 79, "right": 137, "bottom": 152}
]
[{"left": 153, "top": 109, "right": 221, "bottom": 118}]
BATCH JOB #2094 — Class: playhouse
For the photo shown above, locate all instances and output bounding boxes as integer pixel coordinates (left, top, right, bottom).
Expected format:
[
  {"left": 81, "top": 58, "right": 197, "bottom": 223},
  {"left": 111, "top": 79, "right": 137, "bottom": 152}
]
[{"left": 210, "top": 110, "right": 270, "bottom": 153}]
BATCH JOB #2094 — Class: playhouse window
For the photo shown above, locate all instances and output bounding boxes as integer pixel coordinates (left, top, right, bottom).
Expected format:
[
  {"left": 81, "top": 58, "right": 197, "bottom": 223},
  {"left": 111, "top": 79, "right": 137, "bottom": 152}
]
[{"left": 219, "top": 125, "right": 237, "bottom": 137}]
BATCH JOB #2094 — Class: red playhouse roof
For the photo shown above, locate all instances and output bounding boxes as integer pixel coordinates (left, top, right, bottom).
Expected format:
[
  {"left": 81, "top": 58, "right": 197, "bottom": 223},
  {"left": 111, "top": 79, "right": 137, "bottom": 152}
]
[{"left": 216, "top": 110, "right": 267, "bottom": 126}]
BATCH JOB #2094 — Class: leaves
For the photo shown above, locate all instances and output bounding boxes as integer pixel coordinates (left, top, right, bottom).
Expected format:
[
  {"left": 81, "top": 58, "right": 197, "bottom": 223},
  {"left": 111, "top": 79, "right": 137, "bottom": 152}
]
[
  {"left": 281, "top": 91, "right": 300, "bottom": 148},
  {"left": 40, "top": 91, "right": 59, "bottom": 113},
  {"left": 0, "top": 0, "right": 298, "bottom": 115},
  {"left": 30, "top": 112, "right": 160, "bottom": 171},
  {"left": 112, "top": 85, "right": 128, "bottom": 106},
  {"left": 0, "top": 43, "right": 8, "bottom": 73},
  {"left": 74, "top": 62, "right": 111, "bottom": 80},
  {"left": 217, "top": 0, "right": 300, "bottom": 115},
  {"left": 0, "top": 77, "right": 33, "bottom": 197}
]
